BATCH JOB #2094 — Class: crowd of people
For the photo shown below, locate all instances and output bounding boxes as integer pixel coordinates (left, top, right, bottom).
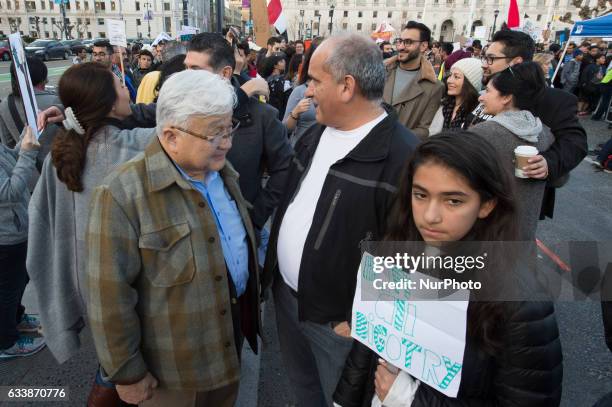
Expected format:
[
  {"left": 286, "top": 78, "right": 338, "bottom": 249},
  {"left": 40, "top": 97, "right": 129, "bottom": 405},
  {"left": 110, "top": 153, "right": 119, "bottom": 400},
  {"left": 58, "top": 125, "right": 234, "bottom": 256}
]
[{"left": 0, "top": 21, "right": 610, "bottom": 407}]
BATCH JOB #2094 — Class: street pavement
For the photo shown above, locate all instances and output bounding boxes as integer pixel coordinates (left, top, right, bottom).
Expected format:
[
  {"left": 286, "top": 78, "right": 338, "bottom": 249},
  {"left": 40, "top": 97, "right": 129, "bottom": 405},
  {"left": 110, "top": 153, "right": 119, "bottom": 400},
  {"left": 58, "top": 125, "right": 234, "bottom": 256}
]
[{"left": 0, "top": 60, "right": 610, "bottom": 406}]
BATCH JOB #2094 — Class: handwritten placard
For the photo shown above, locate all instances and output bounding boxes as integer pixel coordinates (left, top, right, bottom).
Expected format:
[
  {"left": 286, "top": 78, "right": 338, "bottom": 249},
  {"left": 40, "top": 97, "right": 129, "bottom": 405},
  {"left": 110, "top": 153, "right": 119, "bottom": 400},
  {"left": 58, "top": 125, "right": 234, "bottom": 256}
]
[
  {"left": 106, "top": 19, "right": 127, "bottom": 48},
  {"left": 8, "top": 33, "right": 40, "bottom": 139},
  {"left": 351, "top": 252, "right": 469, "bottom": 398}
]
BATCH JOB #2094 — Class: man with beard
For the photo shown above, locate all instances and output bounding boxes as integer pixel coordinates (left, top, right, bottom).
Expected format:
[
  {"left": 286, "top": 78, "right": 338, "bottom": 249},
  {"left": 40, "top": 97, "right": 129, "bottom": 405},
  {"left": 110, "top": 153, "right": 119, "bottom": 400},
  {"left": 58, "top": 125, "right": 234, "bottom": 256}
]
[
  {"left": 379, "top": 41, "right": 395, "bottom": 59},
  {"left": 382, "top": 21, "right": 444, "bottom": 140}
]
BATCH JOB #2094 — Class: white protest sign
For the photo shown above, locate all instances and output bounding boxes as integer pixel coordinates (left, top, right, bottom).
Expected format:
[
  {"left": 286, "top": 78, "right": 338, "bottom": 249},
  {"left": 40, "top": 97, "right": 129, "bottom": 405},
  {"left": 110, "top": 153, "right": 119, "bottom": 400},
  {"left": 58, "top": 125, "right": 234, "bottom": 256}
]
[
  {"left": 474, "top": 26, "right": 488, "bottom": 40},
  {"left": 178, "top": 25, "right": 198, "bottom": 36},
  {"left": 8, "top": 33, "right": 40, "bottom": 139},
  {"left": 106, "top": 19, "right": 127, "bottom": 48},
  {"left": 351, "top": 252, "right": 469, "bottom": 398}
]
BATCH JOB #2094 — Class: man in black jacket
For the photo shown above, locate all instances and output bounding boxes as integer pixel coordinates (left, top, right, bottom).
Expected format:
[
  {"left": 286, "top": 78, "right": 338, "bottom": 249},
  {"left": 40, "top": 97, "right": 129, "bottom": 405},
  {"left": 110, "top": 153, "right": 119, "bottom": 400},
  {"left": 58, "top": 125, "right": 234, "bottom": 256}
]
[
  {"left": 473, "top": 30, "right": 587, "bottom": 219},
  {"left": 263, "top": 34, "right": 419, "bottom": 407}
]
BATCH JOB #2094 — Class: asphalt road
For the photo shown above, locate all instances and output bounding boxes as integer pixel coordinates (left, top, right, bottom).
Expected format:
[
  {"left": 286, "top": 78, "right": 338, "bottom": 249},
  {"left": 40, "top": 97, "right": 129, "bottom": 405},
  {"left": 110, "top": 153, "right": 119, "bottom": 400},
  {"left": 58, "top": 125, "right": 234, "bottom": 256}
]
[{"left": 0, "top": 64, "right": 610, "bottom": 406}]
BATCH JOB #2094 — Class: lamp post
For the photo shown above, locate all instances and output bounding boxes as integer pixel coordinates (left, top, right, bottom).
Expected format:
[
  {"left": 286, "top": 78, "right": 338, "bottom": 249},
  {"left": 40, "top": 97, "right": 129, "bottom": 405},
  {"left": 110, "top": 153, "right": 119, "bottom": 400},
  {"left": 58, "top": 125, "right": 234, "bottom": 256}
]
[
  {"left": 300, "top": 9, "right": 305, "bottom": 40},
  {"left": 329, "top": 4, "right": 335, "bottom": 35},
  {"left": 317, "top": 14, "right": 321, "bottom": 36},
  {"left": 490, "top": 9, "right": 499, "bottom": 40},
  {"left": 144, "top": 2, "right": 152, "bottom": 39}
]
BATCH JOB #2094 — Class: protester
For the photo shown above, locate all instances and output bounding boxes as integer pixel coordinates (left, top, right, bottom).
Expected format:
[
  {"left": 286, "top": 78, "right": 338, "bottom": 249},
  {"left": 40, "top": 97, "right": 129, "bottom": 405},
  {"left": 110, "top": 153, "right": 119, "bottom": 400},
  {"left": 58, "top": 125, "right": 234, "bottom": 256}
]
[
  {"left": 332, "top": 132, "right": 563, "bottom": 407},
  {"left": 383, "top": 21, "right": 444, "bottom": 139},
  {"left": 430, "top": 57, "right": 482, "bottom": 134},
  {"left": 91, "top": 40, "right": 113, "bottom": 68},
  {"left": 471, "top": 62, "right": 554, "bottom": 240},
  {"left": 283, "top": 41, "right": 319, "bottom": 145},
  {"left": 592, "top": 62, "right": 612, "bottom": 121},
  {"left": 26, "top": 62, "right": 155, "bottom": 403},
  {"left": 262, "top": 53, "right": 292, "bottom": 119},
  {"left": 111, "top": 46, "right": 137, "bottom": 102},
  {"left": 472, "top": 30, "right": 587, "bottom": 220},
  {"left": 0, "top": 57, "right": 60, "bottom": 170},
  {"left": 437, "top": 42, "right": 455, "bottom": 79},
  {"left": 379, "top": 41, "right": 394, "bottom": 59},
  {"left": 427, "top": 41, "right": 441, "bottom": 73},
  {"left": 295, "top": 40, "right": 305, "bottom": 55},
  {"left": 533, "top": 52, "right": 554, "bottom": 84},
  {"left": 286, "top": 53, "right": 303, "bottom": 84},
  {"left": 561, "top": 49, "right": 583, "bottom": 94},
  {"left": 132, "top": 49, "right": 154, "bottom": 86},
  {"left": 264, "top": 33, "right": 419, "bottom": 407},
  {"left": 85, "top": 69, "right": 261, "bottom": 407},
  {"left": 152, "top": 54, "right": 187, "bottom": 103},
  {"left": 257, "top": 36, "right": 282, "bottom": 72},
  {"left": 578, "top": 53, "right": 606, "bottom": 115},
  {"left": 0, "top": 126, "right": 44, "bottom": 359},
  {"left": 472, "top": 40, "right": 483, "bottom": 58},
  {"left": 71, "top": 46, "right": 87, "bottom": 64}
]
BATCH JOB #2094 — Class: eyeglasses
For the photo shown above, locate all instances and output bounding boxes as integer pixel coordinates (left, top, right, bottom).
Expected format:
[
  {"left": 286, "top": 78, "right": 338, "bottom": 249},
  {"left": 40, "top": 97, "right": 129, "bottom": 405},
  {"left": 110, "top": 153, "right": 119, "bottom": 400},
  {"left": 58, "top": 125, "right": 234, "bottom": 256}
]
[
  {"left": 396, "top": 38, "right": 423, "bottom": 47},
  {"left": 480, "top": 54, "right": 509, "bottom": 65},
  {"left": 171, "top": 119, "right": 240, "bottom": 146}
]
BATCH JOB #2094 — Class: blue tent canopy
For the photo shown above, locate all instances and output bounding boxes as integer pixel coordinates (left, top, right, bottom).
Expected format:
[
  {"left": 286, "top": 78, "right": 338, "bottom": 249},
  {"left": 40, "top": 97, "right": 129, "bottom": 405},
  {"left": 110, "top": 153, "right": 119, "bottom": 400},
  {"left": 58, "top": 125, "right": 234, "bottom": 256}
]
[{"left": 571, "top": 13, "right": 612, "bottom": 37}]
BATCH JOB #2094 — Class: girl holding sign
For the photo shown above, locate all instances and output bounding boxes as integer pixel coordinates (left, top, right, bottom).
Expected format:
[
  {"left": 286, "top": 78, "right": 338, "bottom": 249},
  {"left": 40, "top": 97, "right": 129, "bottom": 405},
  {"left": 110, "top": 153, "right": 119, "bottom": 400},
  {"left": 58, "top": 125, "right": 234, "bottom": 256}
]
[{"left": 333, "top": 132, "right": 562, "bottom": 407}]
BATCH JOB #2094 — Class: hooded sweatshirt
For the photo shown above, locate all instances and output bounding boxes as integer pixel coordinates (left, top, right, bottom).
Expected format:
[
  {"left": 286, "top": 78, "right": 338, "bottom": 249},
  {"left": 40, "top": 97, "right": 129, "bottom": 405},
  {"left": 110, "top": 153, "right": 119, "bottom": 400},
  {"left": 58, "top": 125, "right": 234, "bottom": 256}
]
[{"left": 471, "top": 110, "right": 554, "bottom": 240}]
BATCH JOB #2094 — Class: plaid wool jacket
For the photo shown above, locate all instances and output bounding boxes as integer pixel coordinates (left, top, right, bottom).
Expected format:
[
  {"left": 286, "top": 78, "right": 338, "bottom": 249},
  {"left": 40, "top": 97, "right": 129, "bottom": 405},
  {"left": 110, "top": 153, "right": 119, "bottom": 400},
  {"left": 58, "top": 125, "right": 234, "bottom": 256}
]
[{"left": 86, "top": 137, "right": 261, "bottom": 391}]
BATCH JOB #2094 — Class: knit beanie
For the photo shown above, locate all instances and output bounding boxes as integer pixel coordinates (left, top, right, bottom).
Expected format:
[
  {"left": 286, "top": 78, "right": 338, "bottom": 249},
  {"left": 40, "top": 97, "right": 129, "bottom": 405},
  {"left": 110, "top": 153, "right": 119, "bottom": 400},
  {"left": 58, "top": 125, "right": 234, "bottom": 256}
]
[{"left": 450, "top": 58, "right": 483, "bottom": 92}]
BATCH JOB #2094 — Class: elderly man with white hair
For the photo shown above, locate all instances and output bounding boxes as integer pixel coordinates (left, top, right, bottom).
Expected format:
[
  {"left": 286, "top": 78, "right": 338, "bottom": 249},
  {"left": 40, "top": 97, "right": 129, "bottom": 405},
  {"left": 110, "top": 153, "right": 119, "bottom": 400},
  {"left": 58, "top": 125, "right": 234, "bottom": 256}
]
[{"left": 85, "top": 69, "right": 262, "bottom": 407}]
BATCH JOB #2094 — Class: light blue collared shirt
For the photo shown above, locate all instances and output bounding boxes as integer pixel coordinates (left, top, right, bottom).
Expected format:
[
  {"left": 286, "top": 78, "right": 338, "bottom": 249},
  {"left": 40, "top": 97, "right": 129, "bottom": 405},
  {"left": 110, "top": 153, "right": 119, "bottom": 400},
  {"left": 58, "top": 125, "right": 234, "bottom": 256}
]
[{"left": 175, "top": 165, "right": 249, "bottom": 296}]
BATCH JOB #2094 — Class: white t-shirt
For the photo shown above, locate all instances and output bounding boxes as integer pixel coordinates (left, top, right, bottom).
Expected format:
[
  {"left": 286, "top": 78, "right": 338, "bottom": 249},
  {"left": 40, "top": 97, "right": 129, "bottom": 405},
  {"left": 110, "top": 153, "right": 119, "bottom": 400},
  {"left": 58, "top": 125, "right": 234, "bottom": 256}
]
[{"left": 277, "top": 112, "right": 388, "bottom": 291}]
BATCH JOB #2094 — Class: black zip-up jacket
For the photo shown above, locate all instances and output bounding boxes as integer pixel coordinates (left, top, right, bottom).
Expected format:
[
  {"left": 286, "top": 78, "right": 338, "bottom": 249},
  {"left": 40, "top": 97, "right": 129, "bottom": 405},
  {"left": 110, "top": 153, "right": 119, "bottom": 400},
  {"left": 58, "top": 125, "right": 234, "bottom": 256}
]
[
  {"left": 263, "top": 107, "right": 419, "bottom": 323},
  {"left": 334, "top": 301, "right": 563, "bottom": 407}
]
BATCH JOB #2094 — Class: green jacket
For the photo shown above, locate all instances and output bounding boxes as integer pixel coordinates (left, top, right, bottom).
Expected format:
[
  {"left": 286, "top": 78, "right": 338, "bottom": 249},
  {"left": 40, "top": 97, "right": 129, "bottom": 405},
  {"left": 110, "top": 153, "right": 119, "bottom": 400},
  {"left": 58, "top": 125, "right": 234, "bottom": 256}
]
[{"left": 86, "top": 136, "right": 261, "bottom": 390}]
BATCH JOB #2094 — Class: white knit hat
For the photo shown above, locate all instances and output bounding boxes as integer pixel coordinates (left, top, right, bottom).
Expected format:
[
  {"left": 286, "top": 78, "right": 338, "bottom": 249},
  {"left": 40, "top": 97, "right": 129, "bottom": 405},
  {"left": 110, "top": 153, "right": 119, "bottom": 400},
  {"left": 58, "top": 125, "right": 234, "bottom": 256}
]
[{"left": 450, "top": 58, "right": 483, "bottom": 92}]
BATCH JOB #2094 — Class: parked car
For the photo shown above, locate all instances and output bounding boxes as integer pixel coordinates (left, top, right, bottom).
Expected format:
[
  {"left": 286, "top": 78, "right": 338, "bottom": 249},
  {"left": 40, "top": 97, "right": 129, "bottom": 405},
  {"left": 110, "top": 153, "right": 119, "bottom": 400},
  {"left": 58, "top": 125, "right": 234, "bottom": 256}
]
[
  {"left": 61, "top": 39, "right": 85, "bottom": 54},
  {"left": 0, "top": 40, "right": 11, "bottom": 61},
  {"left": 25, "top": 40, "right": 71, "bottom": 61}
]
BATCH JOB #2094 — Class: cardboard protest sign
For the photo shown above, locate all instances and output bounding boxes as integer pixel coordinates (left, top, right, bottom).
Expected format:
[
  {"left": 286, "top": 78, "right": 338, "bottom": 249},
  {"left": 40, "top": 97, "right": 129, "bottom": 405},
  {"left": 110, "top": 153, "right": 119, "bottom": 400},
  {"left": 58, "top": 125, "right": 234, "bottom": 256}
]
[
  {"left": 474, "top": 26, "right": 488, "bottom": 40},
  {"left": 106, "top": 19, "right": 127, "bottom": 48},
  {"left": 351, "top": 252, "right": 469, "bottom": 398},
  {"left": 8, "top": 33, "right": 40, "bottom": 140}
]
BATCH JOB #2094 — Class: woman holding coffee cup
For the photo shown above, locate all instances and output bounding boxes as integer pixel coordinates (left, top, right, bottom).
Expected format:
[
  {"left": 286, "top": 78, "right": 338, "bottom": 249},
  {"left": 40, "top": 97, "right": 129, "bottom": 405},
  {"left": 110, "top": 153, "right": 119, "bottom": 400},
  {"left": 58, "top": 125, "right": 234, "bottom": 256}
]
[{"left": 470, "top": 62, "right": 554, "bottom": 240}]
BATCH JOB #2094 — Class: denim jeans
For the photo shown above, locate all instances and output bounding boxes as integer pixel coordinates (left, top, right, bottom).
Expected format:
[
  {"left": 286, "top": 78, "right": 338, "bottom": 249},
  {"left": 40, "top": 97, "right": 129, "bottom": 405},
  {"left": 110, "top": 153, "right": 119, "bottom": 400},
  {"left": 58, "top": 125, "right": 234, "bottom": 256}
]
[
  {"left": 273, "top": 278, "right": 354, "bottom": 407},
  {"left": 0, "top": 241, "right": 28, "bottom": 350}
]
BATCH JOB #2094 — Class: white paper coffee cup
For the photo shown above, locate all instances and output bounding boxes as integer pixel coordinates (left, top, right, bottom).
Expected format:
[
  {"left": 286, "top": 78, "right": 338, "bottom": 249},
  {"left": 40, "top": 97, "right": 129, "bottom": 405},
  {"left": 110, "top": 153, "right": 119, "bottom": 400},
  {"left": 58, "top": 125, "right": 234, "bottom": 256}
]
[{"left": 514, "top": 145, "right": 538, "bottom": 178}]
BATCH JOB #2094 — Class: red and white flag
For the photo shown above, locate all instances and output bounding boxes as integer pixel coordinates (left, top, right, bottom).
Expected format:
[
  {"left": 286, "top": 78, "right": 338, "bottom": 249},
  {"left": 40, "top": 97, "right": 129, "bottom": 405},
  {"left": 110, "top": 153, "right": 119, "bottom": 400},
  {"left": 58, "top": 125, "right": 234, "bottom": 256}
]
[
  {"left": 507, "top": 0, "right": 520, "bottom": 28},
  {"left": 267, "top": 0, "right": 287, "bottom": 33}
]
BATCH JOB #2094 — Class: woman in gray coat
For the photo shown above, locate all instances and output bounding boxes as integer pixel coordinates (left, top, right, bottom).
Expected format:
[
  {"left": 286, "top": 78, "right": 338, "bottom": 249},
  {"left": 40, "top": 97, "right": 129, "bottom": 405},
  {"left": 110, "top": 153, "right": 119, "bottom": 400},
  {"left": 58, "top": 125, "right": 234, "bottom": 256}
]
[
  {"left": 471, "top": 62, "right": 554, "bottom": 240},
  {"left": 0, "top": 126, "right": 45, "bottom": 358},
  {"left": 26, "top": 62, "right": 155, "bottom": 404}
]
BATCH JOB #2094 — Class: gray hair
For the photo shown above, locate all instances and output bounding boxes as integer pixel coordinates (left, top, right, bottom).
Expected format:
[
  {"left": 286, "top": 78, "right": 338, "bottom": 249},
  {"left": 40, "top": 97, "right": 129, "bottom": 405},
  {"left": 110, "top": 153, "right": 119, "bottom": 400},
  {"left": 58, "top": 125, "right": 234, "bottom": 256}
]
[
  {"left": 156, "top": 70, "right": 237, "bottom": 135},
  {"left": 324, "top": 34, "right": 385, "bottom": 101}
]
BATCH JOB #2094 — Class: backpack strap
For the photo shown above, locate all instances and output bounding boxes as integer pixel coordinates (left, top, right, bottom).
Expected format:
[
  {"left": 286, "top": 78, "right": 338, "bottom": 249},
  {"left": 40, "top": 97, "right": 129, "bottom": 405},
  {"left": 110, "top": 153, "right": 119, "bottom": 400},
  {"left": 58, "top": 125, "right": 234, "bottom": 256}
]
[{"left": 7, "top": 94, "right": 25, "bottom": 134}]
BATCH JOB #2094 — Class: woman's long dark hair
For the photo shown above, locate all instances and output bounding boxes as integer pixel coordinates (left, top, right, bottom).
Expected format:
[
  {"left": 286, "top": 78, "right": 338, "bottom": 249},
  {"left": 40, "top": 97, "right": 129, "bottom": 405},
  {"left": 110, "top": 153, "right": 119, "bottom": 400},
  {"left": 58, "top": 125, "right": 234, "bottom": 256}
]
[
  {"left": 385, "top": 131, "right": 519, "bottom": 354},
  {"left": 51, "top": 62, "right": 117, "bottom": 192},
  {"left": 297, "top": 37, "right": 324, "bottom": 86},
  {"left": 286, "top": 53, "right": 303, "bottom": 82},
  {"left": 488, "top": 61, "right": 546, "bottom": 113}
]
